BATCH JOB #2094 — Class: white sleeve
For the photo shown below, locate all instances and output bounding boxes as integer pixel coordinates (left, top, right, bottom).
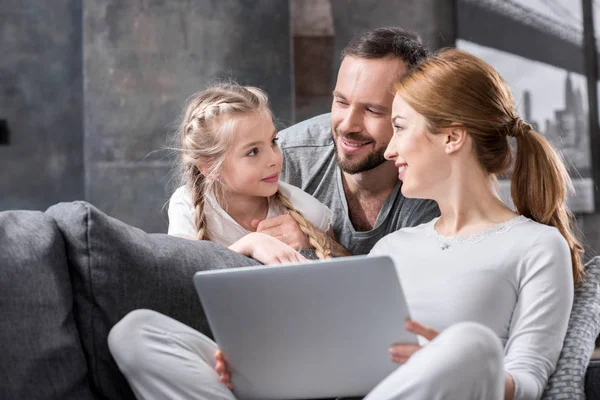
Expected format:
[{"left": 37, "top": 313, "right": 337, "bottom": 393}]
[
  {"left": 167, "top": 186, "right": 197, "bottom": 238},
  {"left": 278, "top": 182, "right": 332, "bottom": 232},
  {"left": 504, "top": 228, "right": 574, "bottom": 400}
]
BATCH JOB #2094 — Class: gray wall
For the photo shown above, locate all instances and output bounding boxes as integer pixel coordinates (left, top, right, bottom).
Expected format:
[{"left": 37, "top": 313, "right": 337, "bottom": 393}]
[
  {"left": 331, "top": 0, "right": 456, "bottom": 73},
  {"left": 83, "top": 0, "right": 292, "bottom": 232},
  {"left": 0, "top": 1, "right": 84, "bottom": 210},
  {"left": 0, "top": 0, "right": 292, "bottom": 233}
]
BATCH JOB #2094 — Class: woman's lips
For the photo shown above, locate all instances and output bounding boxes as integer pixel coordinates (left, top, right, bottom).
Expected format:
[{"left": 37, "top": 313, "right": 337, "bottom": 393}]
[{"left": 396, "top": 163, "right": 407, "bottom": 180}]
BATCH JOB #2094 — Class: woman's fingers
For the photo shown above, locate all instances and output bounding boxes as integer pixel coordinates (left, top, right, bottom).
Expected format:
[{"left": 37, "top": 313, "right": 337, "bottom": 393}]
[
  {"left": 219, "top": 372, "right": 230, "bottom": 383},
  {"left": 389, "top": 343, "right": 421, "bottom": 357},
  {"left": 405, "top": 319, "right": 439, "bottom": 341},
  {"left": 215, "top": 360, "right": 225, "bottom": 373},
  {"left": 389, "top": 343, "right": 421, "bottom": 364}
]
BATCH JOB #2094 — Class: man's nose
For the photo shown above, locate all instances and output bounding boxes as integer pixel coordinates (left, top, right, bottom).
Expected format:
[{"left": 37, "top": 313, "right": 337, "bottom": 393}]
[{"left": 337, "top": 107, "right": 362, "bottom": 134}]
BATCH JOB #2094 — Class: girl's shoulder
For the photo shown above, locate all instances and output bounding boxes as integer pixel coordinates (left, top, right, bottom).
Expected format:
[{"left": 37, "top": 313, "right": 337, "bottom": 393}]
[{"left": 170, "top": 185, "right": 191, "bottom": 201}]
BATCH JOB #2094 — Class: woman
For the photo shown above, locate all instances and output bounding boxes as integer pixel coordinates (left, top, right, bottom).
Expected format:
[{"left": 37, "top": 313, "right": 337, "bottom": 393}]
[
  {"left": 351, "top": 47, "right": 583, "bottom": 400},
  {"left": 110, "top": 49, "right": 583, "bottom": 400}
]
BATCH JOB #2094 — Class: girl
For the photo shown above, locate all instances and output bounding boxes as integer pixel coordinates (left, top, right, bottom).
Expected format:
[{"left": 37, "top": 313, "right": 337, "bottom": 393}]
[{"left": 167, "top": 83, "right": 332, "bottom": 261}]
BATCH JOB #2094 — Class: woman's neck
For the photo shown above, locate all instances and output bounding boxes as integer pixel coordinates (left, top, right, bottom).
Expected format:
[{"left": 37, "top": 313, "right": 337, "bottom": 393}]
[
  {"left": 217, "top": 188, "right": 269, "bottom": 231},
  {"left": 433, "top": 167, "right": 517, "bottom": 237}
]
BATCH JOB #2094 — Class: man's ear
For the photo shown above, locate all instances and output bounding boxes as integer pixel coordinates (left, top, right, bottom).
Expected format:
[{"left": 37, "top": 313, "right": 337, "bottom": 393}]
[{"left": 444, "top": 124, "right": 467, "bottom": 154}]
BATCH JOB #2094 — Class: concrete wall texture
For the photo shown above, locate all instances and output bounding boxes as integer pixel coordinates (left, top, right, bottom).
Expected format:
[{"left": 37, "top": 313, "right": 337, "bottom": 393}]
[
  {"left": 0, "top": 1, "right": 84, "bottom": 211},
  {"left": 83, "top": 0, "right": 292, "bottom": 232}
]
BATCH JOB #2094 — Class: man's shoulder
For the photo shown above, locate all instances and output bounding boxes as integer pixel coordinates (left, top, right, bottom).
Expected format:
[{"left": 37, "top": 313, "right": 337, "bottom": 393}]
[{"left": 278, "top": 113, "right": 333, "bottom": 148}]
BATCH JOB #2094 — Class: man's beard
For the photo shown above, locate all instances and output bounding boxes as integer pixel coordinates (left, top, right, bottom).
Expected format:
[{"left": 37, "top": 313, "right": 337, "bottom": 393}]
[{"left": 333, "top": 133, "right": 387, "bottom": 174}]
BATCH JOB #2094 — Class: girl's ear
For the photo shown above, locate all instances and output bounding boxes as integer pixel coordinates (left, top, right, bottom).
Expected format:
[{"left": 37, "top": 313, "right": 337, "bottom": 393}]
[
  {"left": 196, "top": 163, "right": 209, "bottom": 177},
  {"left": 443, "top": 124, "right": 468, "bottom": 154}
]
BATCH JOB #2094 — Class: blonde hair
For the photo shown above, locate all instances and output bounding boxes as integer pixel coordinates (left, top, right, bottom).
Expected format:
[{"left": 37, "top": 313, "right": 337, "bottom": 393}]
[
  {"left": 178, "top": 82, "right": 331, "bottom": 259},
  {"left": 395, "top": 49, "right": 584, "bottom": 283}
]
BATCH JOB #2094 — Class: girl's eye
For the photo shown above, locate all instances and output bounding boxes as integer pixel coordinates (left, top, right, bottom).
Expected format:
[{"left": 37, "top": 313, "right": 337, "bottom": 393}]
[
  {"left": 247, "top": 148, "right": 258, "bottom": 157},
  {"left": 271, "top": 136, "right": 279, "bottom": 146}
]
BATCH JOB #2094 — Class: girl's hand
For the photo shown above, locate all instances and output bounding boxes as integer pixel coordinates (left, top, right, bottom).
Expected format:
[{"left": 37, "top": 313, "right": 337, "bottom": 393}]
[
  {"left": 389, "top": 319, "right": 439, "bottom": 364},
  {"left": 229, "top": 232, "right": 307, "bottom": 264},
  {"left": 215, "top": 350, "right": 232, "bottom": 389}
]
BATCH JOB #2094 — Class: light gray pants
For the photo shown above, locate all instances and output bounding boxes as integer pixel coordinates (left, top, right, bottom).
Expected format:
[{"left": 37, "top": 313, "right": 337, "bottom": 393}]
[{"left": 108, "top": 309, "right": 504, "bottom": 400}]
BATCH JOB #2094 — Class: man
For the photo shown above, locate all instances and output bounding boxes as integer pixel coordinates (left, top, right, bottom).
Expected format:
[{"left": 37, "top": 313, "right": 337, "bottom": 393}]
[{"left": 252, "top": 27, "right": 439, "bottom": 255}]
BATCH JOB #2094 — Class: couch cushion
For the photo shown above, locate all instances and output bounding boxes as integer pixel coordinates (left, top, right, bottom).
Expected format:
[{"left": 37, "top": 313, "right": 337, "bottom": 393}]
[
  {"left": 46, "top": 201, "right": 261, "bottom": 400},
  {"left": 542, "top": 256, "right": 600, "bottom": 399},
  {"left": 0, "top": 210, "right": 95, "bottom": 400}
]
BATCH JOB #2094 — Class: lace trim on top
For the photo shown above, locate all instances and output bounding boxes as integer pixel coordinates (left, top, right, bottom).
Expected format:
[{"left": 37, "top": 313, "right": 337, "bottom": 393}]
[{"left": 427, "top": 215, "right": 530, "bottom": 248}]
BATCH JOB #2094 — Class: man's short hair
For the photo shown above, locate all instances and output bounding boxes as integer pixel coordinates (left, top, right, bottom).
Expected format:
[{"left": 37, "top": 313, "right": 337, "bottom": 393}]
[{"left": 341, "top": 27, "right": 430, "bottom": 68}]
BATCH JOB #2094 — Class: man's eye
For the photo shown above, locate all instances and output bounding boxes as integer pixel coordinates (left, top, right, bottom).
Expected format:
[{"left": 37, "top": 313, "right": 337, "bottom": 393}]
[
  {"left": 335, "top": 99, "right": 348, "bottom": 106},
  {"left": 272, "top": 137, "right": 279, "bottom": 146},
  {"left": 367, "top": 108, "right": 381, "bottom": 115},
  {"left": 247, "top": 148, "right": 258, "bottom": 157}
]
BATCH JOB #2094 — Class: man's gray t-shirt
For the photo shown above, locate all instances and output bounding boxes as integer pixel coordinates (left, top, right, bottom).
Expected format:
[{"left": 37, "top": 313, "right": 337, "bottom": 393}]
[{"left": 278, "top": 113, "right": 440, "bottom": 255}]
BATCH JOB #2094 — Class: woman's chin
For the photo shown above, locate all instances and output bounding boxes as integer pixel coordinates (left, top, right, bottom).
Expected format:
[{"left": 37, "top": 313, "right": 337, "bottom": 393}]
[{"left": 400, "top": 183, "right": 420, "bottom": 199}]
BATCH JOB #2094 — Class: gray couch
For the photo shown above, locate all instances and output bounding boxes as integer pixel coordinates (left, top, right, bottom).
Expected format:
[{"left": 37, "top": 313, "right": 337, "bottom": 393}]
[{"left": 1, "top": 201, "right": 599, "bottom": 399}]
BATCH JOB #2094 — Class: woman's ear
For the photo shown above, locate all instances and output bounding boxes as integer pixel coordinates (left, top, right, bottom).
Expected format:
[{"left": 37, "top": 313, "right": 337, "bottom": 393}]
[{"left": 444, "top": 125, "right": 468, "bottom": 154}]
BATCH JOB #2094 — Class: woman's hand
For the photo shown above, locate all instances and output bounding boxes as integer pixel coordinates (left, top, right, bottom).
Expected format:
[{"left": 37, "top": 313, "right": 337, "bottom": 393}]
[
  {"left": 229, "top": 232, "right": 307, "bottom": 264},
  {"left": 389, "top": 319, "right": 439, "bottom": 364},
  {"left": 215, "top": 350, "right": 232, "bottom": 389}
]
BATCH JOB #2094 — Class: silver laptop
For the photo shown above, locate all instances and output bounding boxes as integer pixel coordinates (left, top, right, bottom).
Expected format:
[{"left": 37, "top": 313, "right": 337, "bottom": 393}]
[{"left": 193, "top": 255, "right": 415, "bottom": 400}]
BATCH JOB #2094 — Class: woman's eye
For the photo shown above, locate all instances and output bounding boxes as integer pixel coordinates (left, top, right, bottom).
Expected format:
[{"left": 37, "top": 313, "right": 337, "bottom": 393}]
[
  {"left": 247, "top": 148, "right": 258, "bottom": 157},
  {"left": 272, "top": 137, "right": 279, "bottom": 146},
  {"left": 393, "top": 125, "right": 404, "bottom": 132}
]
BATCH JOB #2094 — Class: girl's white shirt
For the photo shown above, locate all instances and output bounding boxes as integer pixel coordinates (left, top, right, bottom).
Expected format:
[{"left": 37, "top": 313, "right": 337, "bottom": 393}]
[{"left": 167, "top": 181, "right": 332, "bottom": 246}]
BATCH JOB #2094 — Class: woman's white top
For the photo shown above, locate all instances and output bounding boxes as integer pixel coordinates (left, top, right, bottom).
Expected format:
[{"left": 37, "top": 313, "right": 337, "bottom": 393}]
[
  {"left": 167, "top": 181, "right": 332, "bottom": 246},
  {"left": 370, "top": 216, "right": 574, "bottom": 400}
]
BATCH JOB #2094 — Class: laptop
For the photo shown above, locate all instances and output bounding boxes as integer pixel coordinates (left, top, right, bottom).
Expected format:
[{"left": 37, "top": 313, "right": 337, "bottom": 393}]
[{"left": 193, "top": 255, "right": 415, "bottom": 400}]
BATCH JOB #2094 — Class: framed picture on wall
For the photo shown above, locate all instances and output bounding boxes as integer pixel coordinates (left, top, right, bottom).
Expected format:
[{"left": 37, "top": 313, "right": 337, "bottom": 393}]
[{"left": 456, "top": 0, "right": 595, "bottom": 213}]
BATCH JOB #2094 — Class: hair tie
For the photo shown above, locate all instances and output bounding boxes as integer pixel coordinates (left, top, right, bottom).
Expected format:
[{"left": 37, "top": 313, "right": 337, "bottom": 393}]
[{"left": 508, "top": 117, "right": 532, "bottom": 138}]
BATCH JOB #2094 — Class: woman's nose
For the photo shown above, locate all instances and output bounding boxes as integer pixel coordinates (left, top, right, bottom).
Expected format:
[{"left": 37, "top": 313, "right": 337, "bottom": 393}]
[{"left": 384, "top": 142, "right": 397, "bottom": 161}]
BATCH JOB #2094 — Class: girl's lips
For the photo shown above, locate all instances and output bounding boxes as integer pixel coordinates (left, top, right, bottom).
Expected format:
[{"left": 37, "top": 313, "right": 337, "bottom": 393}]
[{"left": 261, "top": 173, "right": 279, "bottom": 183}]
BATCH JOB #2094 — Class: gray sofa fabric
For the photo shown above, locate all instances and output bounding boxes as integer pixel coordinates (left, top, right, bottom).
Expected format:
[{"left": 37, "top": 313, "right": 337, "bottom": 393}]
[
  {"left": 1, "top": 202, "right": 599, "bottom": 399},
  {"left": 45, "top": 201, "right": 261, "bottom": 399},
  {"left": 543, "top": 256, "right": 600, "bottom": 399},
  {"left": 0, "top": 211, "right": 95, "bottom": 400}
]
